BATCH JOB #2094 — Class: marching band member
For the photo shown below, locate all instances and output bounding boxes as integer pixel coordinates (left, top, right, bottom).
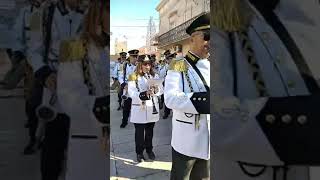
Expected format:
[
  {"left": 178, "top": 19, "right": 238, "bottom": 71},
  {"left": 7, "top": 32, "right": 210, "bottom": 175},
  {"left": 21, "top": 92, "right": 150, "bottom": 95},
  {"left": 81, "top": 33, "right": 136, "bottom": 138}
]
[
  {"left": 160, "top": 51, "right": 176, "bottom": 119},
  {"left": 11, "top": 0, "right": 48, "bottom": 155},
  {"left": 164, "top": 13, "right": 210, "bottom": 180},
  {"left": 113, "top": 52, "right": 126, "bottom": 110},
  {"left": 212, "top": 0, "right": 320, "bottom": 179},
  {"left": 57, "top": 0, "right": 109, "bottom": 179},
  {"left": 29, "top": 0, "right": 84, "bottom": 179},
  {"left": 128, "top": 55, "right": 163, "bottom": 162},
  {"left": 118, "top": 49, "right": 138, "bottom": 128}
]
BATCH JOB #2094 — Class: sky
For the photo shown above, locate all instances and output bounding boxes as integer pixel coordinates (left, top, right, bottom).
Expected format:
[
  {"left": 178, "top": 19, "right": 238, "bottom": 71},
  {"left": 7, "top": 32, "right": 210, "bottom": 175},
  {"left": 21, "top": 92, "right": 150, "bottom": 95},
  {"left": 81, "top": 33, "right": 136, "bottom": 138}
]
[{"left": 110, "top": 0, "right": 160, "bottom": 55}]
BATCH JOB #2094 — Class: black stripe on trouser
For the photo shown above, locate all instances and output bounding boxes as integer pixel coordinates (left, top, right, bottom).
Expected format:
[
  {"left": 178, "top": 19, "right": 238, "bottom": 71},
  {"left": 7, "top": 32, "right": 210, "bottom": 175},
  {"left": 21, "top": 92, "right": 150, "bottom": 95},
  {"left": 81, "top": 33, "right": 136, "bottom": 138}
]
[{"left": 249, "top": 0, "right": 320, "bottom": 93}]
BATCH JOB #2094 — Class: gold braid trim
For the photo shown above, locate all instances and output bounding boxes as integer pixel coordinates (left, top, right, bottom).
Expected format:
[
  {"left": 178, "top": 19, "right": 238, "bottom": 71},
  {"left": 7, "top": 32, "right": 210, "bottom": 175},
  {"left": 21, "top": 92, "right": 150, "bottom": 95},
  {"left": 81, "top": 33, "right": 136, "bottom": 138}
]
[
  {"left": 59, "top": 39, "right": 86, "bottom": 62},
  {"left": 212, "top": 0, "right": 253, "bottom": 32},
  {"left": 128, "top": 72, "right": 138, "bottom": 81},
  {"left": 168, "top": 59, "right": 188, "bottom": 72}
]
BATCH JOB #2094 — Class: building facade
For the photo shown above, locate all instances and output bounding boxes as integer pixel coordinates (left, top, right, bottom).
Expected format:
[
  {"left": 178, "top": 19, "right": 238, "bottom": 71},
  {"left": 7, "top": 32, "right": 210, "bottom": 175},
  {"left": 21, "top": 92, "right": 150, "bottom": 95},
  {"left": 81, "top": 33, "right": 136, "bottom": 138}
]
[
  {"left": 114, "top": 38, "right": 128, "bottom": 55},
  {"left": 155, "top": 0, "right": 210, "bottom": 56}
]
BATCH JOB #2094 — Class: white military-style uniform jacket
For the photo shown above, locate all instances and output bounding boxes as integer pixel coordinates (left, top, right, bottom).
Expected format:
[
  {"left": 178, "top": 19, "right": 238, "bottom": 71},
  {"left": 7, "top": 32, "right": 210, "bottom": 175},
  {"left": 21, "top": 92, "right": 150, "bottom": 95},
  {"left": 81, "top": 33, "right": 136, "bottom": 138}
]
[
  {"left": 12, "top": 3, "right": 45, "bottom": 60},
  {"left": 118, "top": 62, "right": 136, "bottom": 85},
  {"left": 164, "top": 51, "right": 210, "bottom": 160},
  {"left": 128, "top": 73, "right": 163, "bottom": 124},
  {"left": 30, "top": 1, "right": 84, "bottom": 115},
  {"left": 212, "top": 0, "right": 320, "bottom": 179},
  {"left": 30, "top": 0, "right": 83, "bottom": 73},
  {"left": 159, "top": 63, "right": 169, "bottom": 79},
  {"left": 57, "top": 39, "right": 108, "bottom": 180},
  {"left": 112, "top": 61, "right": 122, "bottom": 80}
]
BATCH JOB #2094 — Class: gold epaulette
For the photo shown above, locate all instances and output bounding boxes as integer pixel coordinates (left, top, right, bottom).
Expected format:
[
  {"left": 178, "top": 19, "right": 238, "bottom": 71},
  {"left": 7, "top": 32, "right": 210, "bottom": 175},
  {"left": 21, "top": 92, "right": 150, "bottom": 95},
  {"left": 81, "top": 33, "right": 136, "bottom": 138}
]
[
  {"left": 59, "top": 39, "right": 86, "bottom": 62},
  {"left": 128, "top": 73, "right": 138, "bottom": 81},
  {"left": 212, "top": 0, "right": 252, "bottom": 32},
  {"left": 168, "top": 59, "right": 188, "bottom": 72}
]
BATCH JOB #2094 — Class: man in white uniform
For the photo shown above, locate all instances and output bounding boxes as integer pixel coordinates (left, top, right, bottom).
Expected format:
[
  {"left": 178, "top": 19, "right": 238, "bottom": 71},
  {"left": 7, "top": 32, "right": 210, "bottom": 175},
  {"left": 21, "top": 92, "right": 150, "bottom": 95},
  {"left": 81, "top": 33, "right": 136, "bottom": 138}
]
[
  {"left": 164, "top": 13, "right": 210, "bottom": 180},
  {"left": 118, "top": 49, "right": 138, "bottom": 128},
  {"left": 113, "top": 51, "right": 126, "bottom": 110}
]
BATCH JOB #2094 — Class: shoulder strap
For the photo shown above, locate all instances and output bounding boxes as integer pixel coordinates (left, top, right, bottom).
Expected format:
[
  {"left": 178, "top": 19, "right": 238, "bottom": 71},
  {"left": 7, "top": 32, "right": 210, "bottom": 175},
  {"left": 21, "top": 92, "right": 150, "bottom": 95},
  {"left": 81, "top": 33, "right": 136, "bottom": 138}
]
[
  {"left": 249, "top": 0, "right": 320, "bottom": 93},
  {"left": 43, "top": 3, "right": 55, "bottom": 64},
  {"left": 123, "top": 63, "right": 127, "bottom": 83},
  {"left": 229, "top": 32, "right": 238, "bottom": 97},
  {"left": 135, "top": 77, "right": 140, "bottom": 92},
  {"left": 81, "top": 42, "right": 95, "bottom": 95},
  {"left": 185, "top": 57, "right": 210, "bottom": 92},
  {"left": 181, "top": 71, "right": 185, "bottom": 92}
]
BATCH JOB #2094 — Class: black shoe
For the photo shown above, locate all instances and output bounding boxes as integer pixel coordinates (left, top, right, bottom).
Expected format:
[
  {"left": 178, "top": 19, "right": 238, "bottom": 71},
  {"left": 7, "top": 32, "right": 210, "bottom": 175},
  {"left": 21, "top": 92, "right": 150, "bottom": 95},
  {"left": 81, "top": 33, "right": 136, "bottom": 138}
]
[
  {"left": 137, "top": 154, "right": 145, "bottom": 162},
  {"left": 117, "top": 106, "right": 121, "bottom": 111},
  {"left": 120, "top": 123, "right": 127, "bottom": 128},
  {"left": 147, "top": 151, "right": 156, "bottom": 160},
  {"left": 163, "top": 114, "right": 169, "bottom": 119},
  {"left": 23, "top": 141, "right": 36, "bottom": 155}
]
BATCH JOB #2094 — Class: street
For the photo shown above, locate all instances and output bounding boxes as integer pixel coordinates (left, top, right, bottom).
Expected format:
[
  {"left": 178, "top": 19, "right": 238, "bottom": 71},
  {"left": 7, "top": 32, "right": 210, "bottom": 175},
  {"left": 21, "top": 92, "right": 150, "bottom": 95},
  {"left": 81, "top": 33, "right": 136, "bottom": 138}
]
[
  {"left": 0, "top": 50, "right": 41, "bottom": 180},
  {"left": 110, "top": 90, "right": 172, "bottom": 179}
]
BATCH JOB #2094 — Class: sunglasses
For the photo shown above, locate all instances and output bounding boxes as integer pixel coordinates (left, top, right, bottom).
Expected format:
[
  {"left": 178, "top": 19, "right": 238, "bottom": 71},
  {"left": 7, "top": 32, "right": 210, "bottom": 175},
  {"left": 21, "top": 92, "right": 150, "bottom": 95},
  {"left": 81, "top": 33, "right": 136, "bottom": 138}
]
[
  {"left": 203, "top": 30, "right": 210, "bottom": 41},
  {"left": 193, "top": 30, "right": 210, "bottom": 41}
]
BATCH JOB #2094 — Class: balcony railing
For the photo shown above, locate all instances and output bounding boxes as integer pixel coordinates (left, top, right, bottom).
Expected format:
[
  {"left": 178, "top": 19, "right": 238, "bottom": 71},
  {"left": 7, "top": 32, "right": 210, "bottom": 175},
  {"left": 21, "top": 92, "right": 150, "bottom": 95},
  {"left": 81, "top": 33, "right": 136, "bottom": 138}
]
[
  {"left": 157, "top": 15, "right": 195, "bottom": 47},
  {"left": 156, "top": 14, "right": 201, "bottom": 48}
]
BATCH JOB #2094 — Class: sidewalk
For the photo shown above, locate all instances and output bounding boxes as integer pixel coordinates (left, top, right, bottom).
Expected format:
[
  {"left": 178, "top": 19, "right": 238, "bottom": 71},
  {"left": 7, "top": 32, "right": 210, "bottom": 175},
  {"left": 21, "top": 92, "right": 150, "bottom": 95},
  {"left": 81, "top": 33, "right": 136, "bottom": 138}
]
[
  {"left": 110, "top": 90, "right": 172, "bottom": 180},
  {"left": 0, "top": 49, "right": 41, "bottom": 180}
]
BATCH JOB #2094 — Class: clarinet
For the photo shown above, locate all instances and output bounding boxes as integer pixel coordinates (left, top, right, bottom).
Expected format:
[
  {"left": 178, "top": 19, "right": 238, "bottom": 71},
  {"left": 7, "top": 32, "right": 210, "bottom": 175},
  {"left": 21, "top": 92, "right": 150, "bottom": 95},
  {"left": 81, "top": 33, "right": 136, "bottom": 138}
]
[{"left": 146, "top": 73, "right": 158, "bottom": 114}]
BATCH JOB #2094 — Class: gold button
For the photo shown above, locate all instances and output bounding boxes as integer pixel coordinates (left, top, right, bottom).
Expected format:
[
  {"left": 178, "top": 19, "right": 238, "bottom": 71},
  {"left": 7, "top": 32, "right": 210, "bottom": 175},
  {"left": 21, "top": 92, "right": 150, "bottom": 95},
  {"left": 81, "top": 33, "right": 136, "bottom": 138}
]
[
  {"left": 265, "top": 114, "right": 276, "bottom": 124},
  {"left": 203, "top": 98, "right": 206, "bottom": 101},
  {"left": 287, "top": 81, "right": 295, "bottom": 88},
  {"left": 198, "top": 98, "right": 201, "bottom": 101},
  {"left": 193, "top": 98, "right": 197, "bottom": 101},
  {"left": 297, "top": 115, "right": 308, "bottom": 125},
  {"left": 96, "top": 107, "right": 101, "bottom": 112},
  {"left": 102, "top": 106, "right": 107, "bottom": 110},
  {"left": 281, "top": 114, "right": 292, "bottom": 124}
]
